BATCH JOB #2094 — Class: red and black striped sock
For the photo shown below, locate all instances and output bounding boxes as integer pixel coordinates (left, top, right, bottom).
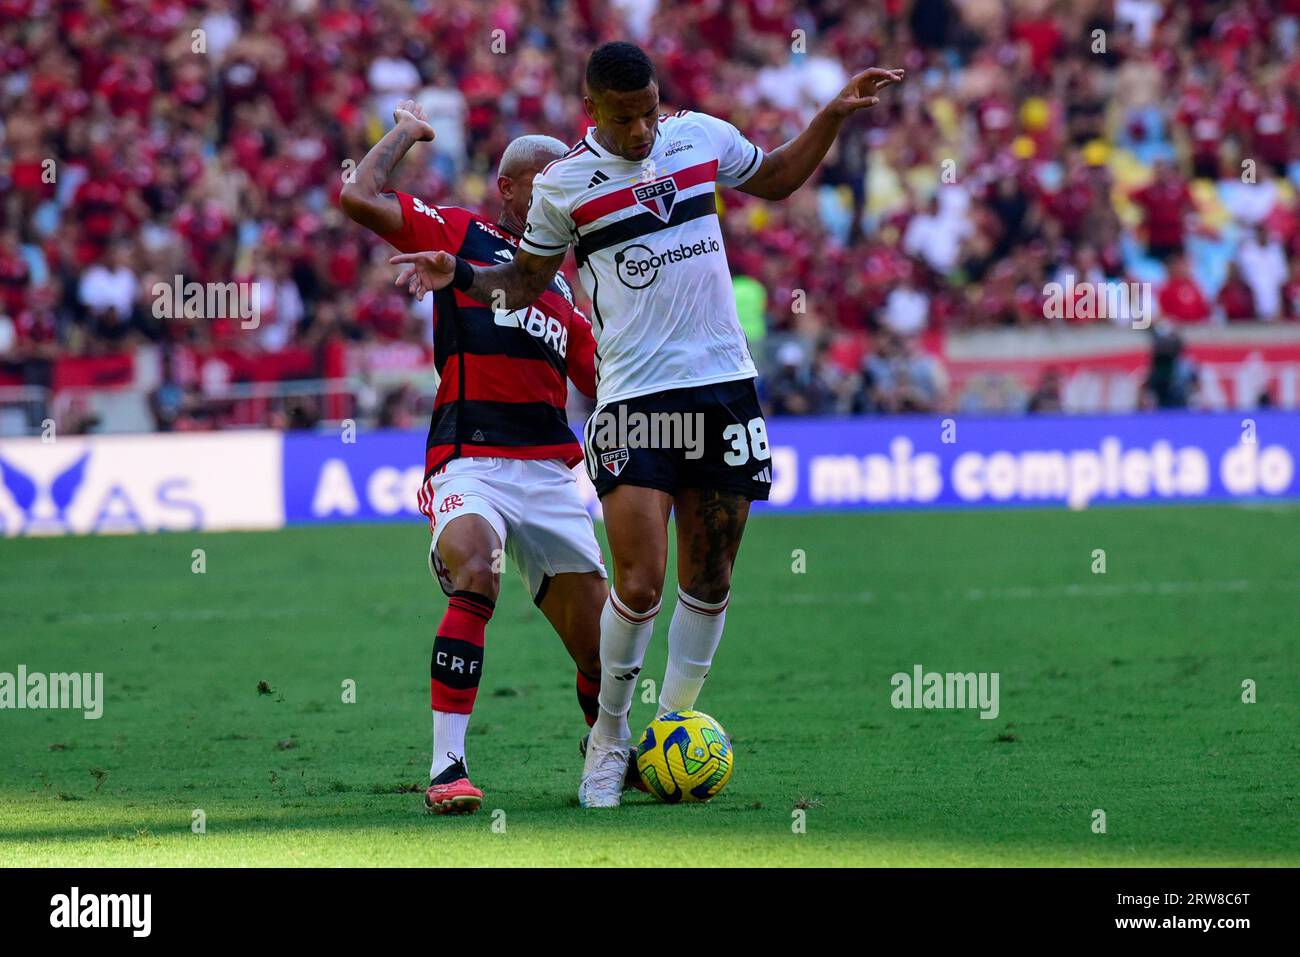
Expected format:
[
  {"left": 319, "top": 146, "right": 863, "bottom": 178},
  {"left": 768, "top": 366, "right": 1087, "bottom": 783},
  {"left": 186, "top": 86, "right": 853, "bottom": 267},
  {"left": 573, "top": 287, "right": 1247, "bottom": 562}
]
[
  {"left": 430, "top": 590, "right": 495, "bottom": 714},
  {"left": 576, "top": 669, "right": 601, "bottom": 728}
]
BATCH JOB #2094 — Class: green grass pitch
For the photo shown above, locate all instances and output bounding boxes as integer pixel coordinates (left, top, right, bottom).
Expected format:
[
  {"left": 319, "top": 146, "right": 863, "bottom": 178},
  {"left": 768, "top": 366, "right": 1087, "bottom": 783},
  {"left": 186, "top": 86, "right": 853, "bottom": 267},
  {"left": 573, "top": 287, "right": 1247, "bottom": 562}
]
[{"left": 1, "top": 505, "right": 1296, "bottom": 866}]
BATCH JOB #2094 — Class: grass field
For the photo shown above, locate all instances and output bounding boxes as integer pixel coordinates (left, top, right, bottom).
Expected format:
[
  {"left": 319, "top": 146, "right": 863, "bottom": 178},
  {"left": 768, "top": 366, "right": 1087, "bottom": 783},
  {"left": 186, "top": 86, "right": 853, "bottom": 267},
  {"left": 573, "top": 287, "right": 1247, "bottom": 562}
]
[{"left": 1, "top": 505, "right": 1296, "bottom": 867}]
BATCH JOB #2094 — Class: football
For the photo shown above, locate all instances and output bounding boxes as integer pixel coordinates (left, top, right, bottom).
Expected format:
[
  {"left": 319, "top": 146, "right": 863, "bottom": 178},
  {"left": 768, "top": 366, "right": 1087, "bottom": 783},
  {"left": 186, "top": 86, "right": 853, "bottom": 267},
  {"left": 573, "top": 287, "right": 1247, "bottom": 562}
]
[{"left": 635, "top": 710, "right": 734, "bottom": 803}]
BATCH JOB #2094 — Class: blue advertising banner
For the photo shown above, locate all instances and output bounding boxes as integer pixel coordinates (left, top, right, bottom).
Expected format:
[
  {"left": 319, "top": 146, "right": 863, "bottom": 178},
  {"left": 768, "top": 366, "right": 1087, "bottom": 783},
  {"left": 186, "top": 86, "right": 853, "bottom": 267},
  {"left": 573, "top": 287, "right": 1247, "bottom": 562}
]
[
  {"left": 750, "top": 410, "right": 1297, "bottom": 512},
  {"left": 281, "top": 411, "right": 1299, "bottom": 525},
  {"left": 283, "top": 430, "right": 429, "bottom": 524}
]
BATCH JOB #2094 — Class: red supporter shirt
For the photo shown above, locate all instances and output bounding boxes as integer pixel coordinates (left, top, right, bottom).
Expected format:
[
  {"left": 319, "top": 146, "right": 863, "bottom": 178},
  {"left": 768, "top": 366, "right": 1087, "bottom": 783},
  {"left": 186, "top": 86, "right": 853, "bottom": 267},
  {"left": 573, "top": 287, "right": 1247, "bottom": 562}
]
[
  {"left": 1132, "top": 180, "right": 1192, "bottom": 248},
  {"left": 1011, "top": 17, "right": 1063, "bottom": 75},
  {"left": 0, "top": 248, "right": 31, "bottom": 316},
  {"left": 354, "top": 289, "right": 409, "bottom": 341},
  {"left": 1159, "top": 276, "right": 1211, "bottom": 322},
  {"left": 1217, "top": 278, "right": 1256, "bottom": 321}
]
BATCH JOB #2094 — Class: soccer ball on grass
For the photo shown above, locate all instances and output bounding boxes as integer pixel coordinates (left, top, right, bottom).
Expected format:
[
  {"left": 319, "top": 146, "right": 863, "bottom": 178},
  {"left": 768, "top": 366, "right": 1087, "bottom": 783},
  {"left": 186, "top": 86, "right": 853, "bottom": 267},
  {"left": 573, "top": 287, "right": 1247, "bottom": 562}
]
[{"left": 635, "top": 709, "right": 733, "bottom": 803}]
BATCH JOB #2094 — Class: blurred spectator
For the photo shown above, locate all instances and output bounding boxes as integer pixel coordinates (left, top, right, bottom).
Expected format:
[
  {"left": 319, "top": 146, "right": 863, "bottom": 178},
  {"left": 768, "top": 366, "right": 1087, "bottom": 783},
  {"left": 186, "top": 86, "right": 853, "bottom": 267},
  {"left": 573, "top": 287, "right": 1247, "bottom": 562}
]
[
  {"left": 1129, "top": 160, "right": 1194, "bottom": 261},
  {"left": 0, "top": 231, "right": 32, "bottom": 318},
  {"left": 1236, "top": 227, "right": 1288, "bottom": 320},
  {"left": 853, "top": 331, "right": 943, "bottom": 414},
  {"left": 367, "top": 36, "right": 423, "bottom": 126},
  {"left": 77, "top": 246, "right": 140, "bottom": 348},
  {"left": 1026, "top": 367, "right": 1064, "bottom": 414},
  {"left": 1217, "top": 263, "right": 1258, "bottom": 321},
  {"left": 1144, "top": 326, "right": 1198, "bottom": 409},
  {"left": 378, "top": 383, "right": 419, "bottom": 428},
  {"left": 903, "top": 195, "right": 972, "bottom": 275},
  {"left": 1116, "top": 0, "right": 1164, "bottom": 47},
  {"left": 419, "top": 67, "right": 470, "bottom": 178},
  {"left": 766, "top": 341, "right": 828, "bottom": 416},
  {"left": 880, "top": 271, "right": 930, "bottom": 337},
  {"left": 1158, "top": 256, "right": 1211, "bottom": 323},
  {"left": 732, "top": 271, "right": 768, "bottom": 347},
  {"left": 893, "top": 336, "right": 943, "bottom": 413}
]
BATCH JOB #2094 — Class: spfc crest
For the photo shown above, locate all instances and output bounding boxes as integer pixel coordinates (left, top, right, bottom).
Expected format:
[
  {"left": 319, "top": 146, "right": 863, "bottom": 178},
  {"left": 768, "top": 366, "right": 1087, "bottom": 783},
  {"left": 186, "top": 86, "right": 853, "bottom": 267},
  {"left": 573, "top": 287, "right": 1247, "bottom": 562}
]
[
  {"left": 632, "top": 177, "right": 678, "bottom": 222},
  {"left": 601, "top": 448, "right": 629, "bottom": 476}
]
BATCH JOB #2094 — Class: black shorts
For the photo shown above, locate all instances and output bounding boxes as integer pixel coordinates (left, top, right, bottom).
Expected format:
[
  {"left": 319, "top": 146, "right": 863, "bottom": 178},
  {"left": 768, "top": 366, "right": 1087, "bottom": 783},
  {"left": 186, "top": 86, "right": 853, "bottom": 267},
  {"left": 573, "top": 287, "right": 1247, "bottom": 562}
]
[{"left": 583, "top": 378, "right": 772, "bottom": 501}]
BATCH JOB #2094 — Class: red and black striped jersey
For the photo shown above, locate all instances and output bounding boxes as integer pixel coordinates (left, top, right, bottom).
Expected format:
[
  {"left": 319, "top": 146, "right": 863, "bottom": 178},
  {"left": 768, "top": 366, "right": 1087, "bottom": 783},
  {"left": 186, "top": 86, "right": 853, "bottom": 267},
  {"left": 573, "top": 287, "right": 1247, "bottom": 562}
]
[{"left": 380, "top": 192, "right": 596, "bottom": 479}]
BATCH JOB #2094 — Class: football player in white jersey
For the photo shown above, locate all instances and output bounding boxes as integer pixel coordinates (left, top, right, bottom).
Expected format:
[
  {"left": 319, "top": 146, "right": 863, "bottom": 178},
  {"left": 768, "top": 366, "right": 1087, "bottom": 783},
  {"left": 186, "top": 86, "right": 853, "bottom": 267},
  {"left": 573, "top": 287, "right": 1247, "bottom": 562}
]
[{"left": 389, "top": 41, "right": 903, "bottom": 807}]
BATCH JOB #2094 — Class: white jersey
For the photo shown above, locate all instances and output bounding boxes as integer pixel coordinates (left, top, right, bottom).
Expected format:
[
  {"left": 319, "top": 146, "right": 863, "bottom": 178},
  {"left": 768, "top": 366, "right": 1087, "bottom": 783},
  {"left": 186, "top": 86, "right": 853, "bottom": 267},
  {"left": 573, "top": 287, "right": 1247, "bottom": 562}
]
[{"left": 519, "top": 111, "right": 764, "bottom": 404}]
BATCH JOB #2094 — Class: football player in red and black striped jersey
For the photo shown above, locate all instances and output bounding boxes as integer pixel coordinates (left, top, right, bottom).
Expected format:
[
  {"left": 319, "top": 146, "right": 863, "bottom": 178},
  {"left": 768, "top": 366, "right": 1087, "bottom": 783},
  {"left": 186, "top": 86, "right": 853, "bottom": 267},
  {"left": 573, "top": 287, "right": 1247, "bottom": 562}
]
[{"left": 341, "top": 100, "right": 609, "bottom": 814}]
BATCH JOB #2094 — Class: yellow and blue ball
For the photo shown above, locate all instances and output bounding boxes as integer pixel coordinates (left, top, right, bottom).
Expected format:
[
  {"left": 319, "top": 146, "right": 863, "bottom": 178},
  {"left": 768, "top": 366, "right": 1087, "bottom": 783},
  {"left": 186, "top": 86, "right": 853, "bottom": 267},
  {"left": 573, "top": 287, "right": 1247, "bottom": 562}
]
[{"left": 635, "top": 710, "right": 733, "bottom": 803}]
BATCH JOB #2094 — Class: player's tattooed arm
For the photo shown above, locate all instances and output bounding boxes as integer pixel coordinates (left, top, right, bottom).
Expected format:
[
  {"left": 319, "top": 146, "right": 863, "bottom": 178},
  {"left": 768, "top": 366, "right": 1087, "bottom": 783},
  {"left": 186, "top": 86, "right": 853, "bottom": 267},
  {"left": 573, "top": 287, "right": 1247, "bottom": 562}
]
[
  {"left": 339, "top": 99, "right": 435, "bottom": 234},
  {"left": 388, "top": 248, "right": 565, "bottom": 309},
  {"left": 738, "top": 67, "right": 904, "bottom": 202},
  {"left": 462, "top": 249, "right": 566, "bottom": 309}
]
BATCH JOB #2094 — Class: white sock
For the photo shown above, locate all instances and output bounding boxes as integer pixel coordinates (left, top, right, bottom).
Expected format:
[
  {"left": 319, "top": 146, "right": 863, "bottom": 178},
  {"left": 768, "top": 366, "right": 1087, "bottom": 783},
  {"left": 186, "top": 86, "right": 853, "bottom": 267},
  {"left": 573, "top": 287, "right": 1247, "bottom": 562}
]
[
  {"left": 592, "top": 589, "right": 660, "bottom": 746},
  {"left": 658, "top": 588, "right": 728, "bottom": 715},
  {"left": 431, "top": 710, "right": 471, "bottom": 779}
]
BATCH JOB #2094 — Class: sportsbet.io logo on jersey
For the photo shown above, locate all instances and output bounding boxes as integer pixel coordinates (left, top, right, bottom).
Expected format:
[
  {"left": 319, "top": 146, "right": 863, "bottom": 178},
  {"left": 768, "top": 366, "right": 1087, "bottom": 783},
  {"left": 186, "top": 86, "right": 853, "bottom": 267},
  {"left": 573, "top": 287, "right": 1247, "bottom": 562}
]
[{"left": 614, "top": 238, "right": 722, "bottom": 289}]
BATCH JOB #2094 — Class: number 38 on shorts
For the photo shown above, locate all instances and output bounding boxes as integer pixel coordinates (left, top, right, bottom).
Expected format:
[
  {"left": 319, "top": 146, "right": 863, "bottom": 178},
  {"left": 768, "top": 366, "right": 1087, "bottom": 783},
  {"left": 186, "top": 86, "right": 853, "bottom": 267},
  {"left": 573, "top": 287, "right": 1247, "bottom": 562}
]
[{"left": 584, "top": 378, "right": 773, "bottom": 502}]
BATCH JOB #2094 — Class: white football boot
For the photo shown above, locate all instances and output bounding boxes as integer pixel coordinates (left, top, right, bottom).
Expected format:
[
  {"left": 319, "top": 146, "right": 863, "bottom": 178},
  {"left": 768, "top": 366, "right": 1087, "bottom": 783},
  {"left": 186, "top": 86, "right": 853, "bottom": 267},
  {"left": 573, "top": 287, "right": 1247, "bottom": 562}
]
[{"left": 578, "top": 733, "right": 630, "bottom": 808}]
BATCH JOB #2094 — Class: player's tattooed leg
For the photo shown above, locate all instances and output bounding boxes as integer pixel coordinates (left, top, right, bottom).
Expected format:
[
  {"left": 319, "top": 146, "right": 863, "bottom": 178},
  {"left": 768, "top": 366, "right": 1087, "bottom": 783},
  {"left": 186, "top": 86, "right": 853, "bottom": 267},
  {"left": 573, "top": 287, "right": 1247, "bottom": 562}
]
[
  {"left": 660, "top": 487, "right": 747, "bottom": 713},
  {"left": 674, "top": 487, "right": 751, "bottom": 602}
]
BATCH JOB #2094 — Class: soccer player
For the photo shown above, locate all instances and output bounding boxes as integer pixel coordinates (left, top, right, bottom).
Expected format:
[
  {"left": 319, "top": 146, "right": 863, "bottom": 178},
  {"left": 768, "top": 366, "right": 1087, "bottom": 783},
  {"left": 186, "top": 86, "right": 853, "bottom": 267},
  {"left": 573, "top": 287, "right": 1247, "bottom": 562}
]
[
  {"left": 340, "top": 100, "right": 609, "bottom": 814},
  {"left": 388, "top": 44, "right": 904, "bottom": 807}
]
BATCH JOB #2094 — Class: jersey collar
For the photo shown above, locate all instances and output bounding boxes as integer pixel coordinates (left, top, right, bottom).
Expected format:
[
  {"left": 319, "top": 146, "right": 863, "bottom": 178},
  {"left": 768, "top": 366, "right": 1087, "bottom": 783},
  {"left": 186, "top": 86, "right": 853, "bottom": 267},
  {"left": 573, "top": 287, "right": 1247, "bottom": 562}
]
[{"left": 582, "top": 128, "right": 610, "bottom": 159}]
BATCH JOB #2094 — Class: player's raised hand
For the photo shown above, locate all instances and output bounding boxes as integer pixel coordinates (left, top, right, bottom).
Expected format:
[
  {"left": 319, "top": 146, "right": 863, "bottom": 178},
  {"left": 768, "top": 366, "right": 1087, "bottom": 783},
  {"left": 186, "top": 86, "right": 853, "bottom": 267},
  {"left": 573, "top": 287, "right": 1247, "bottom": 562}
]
[
  {"left": 393, "top": 99, "right": 435, "bottom": 142},
  {"left": 831, "top": 67, "right": 905, "bottom": 117},
  {"left": 390, "top": 251, "right": 456, "bottom": 300}
]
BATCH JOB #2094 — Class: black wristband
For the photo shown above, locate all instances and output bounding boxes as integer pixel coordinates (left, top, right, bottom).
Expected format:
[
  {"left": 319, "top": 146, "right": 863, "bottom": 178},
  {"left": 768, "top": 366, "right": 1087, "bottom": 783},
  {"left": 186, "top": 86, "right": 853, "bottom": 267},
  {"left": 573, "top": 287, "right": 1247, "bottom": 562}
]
[{"left": 451, "top": 256, "right": 475, "bottom": 292}]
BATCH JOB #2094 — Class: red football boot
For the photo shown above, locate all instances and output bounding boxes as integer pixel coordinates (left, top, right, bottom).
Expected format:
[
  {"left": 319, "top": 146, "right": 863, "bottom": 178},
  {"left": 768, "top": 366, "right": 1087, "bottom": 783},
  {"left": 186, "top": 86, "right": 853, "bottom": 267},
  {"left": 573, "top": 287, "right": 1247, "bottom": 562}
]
[{"left": 424, "top": 754, "right": 483, "bottom": 815}]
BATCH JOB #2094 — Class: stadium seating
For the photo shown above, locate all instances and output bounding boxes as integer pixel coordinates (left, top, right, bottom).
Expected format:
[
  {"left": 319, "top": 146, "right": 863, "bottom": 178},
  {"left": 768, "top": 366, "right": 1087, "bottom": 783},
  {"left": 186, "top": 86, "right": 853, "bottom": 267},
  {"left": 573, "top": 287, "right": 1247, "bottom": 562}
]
[{"left": 1, "top": 0, "right": 1297, "bottom": 435}]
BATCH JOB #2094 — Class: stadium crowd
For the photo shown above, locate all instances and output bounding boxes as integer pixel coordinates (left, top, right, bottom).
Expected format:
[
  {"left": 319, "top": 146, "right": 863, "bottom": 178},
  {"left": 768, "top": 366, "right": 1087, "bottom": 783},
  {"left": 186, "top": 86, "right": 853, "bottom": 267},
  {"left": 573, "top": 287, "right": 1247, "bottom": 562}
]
[{"left": 1, "top": 0, "right": 1298, "bottom": 428}]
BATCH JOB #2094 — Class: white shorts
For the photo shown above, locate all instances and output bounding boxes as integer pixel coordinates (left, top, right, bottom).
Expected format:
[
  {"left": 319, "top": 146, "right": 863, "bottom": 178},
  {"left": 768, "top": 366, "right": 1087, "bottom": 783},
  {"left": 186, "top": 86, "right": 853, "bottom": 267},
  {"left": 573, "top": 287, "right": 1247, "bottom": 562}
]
[{"left": 417, "top": 457, "right": 607, "bottom": 602}]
